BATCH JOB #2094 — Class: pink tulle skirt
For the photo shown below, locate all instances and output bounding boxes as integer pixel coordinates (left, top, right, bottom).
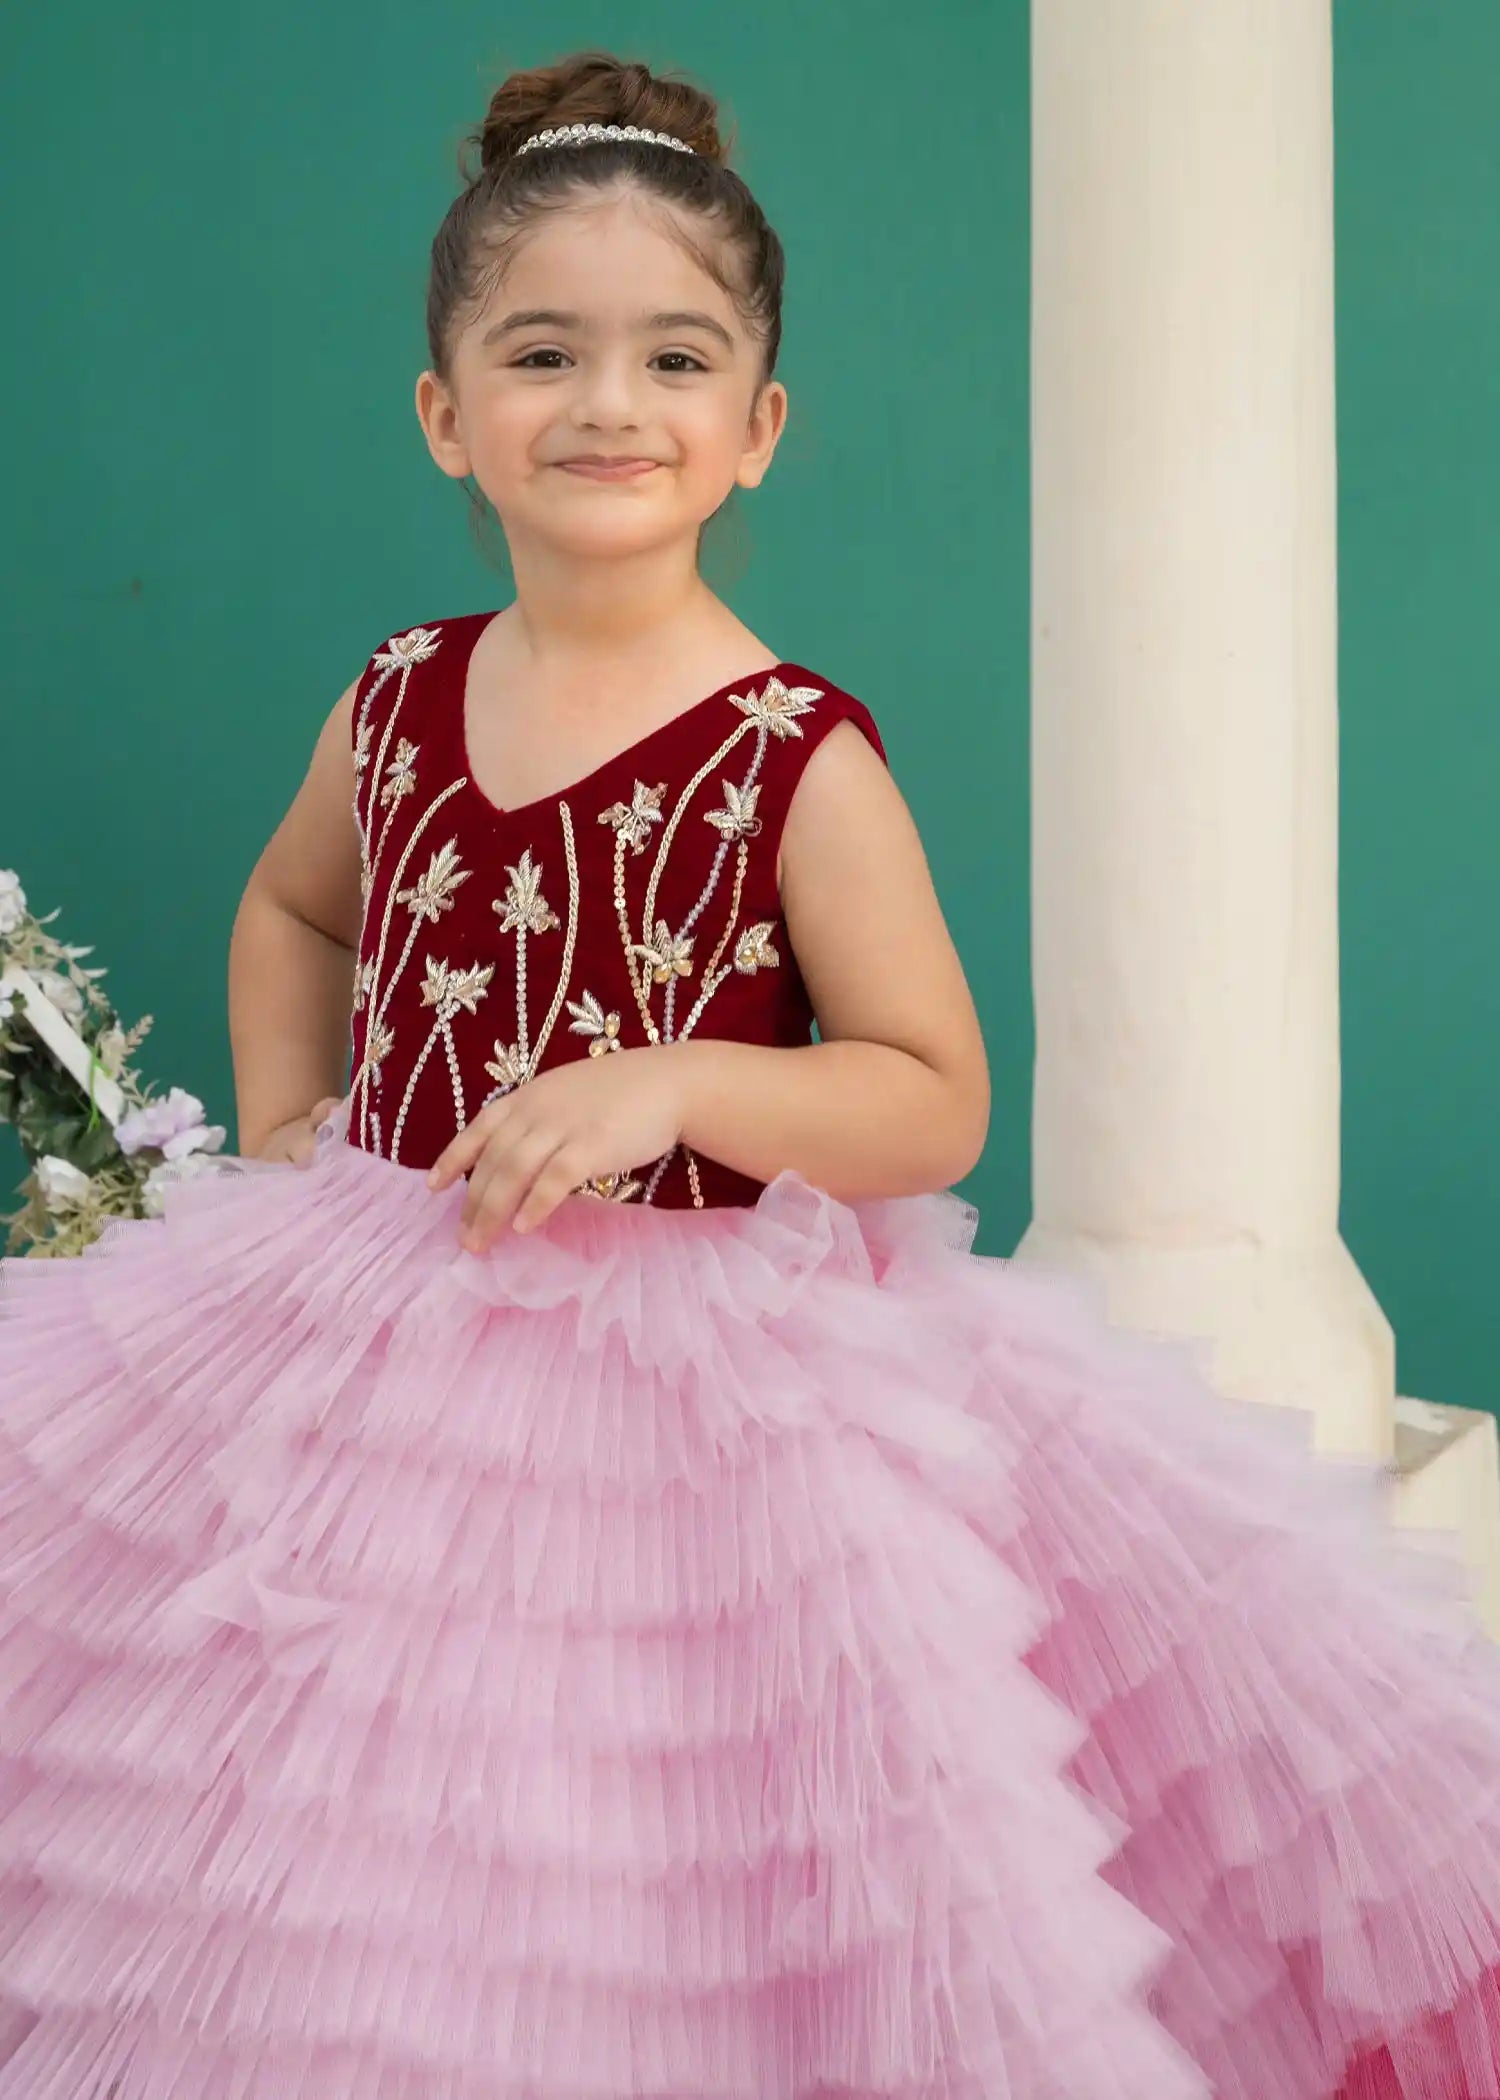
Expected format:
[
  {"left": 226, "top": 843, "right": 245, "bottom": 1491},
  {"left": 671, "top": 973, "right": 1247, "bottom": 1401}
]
[{"left": 0, "top": 1129, "right": 1498, "bottom": 2098}]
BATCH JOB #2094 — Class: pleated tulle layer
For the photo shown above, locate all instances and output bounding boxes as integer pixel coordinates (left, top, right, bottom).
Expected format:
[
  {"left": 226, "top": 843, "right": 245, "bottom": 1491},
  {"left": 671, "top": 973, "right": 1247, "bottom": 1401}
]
[{"left": 0, "top": 1132, "right": 1498, "bottom": 2098}]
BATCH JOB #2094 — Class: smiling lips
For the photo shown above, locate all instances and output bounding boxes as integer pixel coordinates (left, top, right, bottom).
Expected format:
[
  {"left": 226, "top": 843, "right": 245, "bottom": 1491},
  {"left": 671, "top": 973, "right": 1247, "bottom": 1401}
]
[{"left": 556, "top": 458, "right": 660, "bottom": 480}]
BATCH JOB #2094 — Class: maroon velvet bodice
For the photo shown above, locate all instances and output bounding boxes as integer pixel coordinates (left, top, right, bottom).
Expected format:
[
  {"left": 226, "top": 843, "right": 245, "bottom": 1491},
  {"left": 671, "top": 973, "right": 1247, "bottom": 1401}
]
[{"left": 346, "top": 612, "right": 885, "bottom": 1209}]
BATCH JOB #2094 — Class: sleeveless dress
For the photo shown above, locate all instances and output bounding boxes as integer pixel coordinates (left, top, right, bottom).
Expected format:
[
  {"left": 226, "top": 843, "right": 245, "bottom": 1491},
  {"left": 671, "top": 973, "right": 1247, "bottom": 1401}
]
[{"left": 1, "top": 611, "right": 1499, "bottom": 2099}]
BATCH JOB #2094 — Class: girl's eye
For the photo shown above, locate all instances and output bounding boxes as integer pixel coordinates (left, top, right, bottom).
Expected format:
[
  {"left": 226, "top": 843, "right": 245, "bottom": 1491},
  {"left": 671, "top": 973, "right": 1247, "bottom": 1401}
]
[{"left": 510, "top": 349, "right": 707, "bottom": 373}]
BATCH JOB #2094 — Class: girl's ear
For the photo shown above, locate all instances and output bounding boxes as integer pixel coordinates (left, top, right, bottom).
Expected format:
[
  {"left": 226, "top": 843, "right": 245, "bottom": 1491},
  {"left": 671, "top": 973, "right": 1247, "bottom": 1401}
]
[
  {"left": 736, "top": 379, "right": 789, "bottom": 492},
  {"left": 415, "top": 370, "right": 472, "bottom": 481}
]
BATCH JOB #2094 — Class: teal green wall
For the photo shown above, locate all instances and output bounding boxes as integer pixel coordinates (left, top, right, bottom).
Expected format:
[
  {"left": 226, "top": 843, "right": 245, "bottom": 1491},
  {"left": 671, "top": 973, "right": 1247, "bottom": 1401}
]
[
  {"left": 2, "top": 6, "right": 1494, "bottom": 1415},
  {"left": 1334, "top": 9, "right": 1500, "bottom": 1419}
]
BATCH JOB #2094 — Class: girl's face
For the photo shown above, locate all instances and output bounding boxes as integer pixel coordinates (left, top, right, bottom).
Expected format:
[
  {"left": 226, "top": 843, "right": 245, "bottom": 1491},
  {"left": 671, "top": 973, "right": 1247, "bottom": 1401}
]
[{"left": 417, "top": 194, "right": 786, "bottom": 563}]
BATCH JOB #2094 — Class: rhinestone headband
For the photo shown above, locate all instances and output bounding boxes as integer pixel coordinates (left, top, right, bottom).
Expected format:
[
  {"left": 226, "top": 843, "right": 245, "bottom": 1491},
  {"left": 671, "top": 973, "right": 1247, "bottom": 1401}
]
[{"left": 516, "top": 123, "right": 695, "bottom": 158}]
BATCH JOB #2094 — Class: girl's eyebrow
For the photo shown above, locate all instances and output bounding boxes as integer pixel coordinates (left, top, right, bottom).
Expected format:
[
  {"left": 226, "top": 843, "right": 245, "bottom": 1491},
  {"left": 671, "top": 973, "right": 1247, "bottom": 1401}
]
[{"left": 482, "top": 308, "right": 735, "bottom": 352}]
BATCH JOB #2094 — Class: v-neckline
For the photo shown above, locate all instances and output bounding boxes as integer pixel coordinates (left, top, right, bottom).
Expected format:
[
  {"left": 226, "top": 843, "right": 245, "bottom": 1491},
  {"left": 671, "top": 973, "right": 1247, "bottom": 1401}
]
[{"left": 454, "top": 609, "right": 795, "bottom": 824}]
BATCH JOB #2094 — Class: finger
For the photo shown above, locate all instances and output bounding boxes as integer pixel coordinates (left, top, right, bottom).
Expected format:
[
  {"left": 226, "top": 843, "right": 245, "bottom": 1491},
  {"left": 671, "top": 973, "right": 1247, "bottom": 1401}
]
[
  {"left": 307, "top": 1098, "right": 343, "bottom": 1147},
  {"left": 461, "top": 1127, "right": 567, "bottom": 1253},
  {"left": 429, "top": 1100, "right": 512, "bottom": 1192},
  {"left": 458, "top": 1115, "right": 538, "bottom": 1231},
  {"left": 462, "top": 1127, "right": 561, "bottom": 1249},
  {"left": 511, "top": 1146, "right": 591, "bottom": 1235}
]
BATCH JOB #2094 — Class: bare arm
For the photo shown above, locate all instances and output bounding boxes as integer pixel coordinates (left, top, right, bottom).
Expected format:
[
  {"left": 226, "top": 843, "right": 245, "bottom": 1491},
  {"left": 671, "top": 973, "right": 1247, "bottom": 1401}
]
[
  {"left": 228, "top": 682, "right": 364, "bottom": 1157},
  {"left": 668, "top": 721, "right": 990, "bottom": 1199}
]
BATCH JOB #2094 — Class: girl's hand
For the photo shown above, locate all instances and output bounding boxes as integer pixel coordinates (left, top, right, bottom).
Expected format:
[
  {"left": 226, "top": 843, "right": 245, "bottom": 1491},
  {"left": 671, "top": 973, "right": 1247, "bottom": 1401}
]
[
  {"left": 255, "top": 1096, "right": 343, "bottom": 1166},
  {"left": 427, "top": 1047, "right": 688, "bottom": 1251}
]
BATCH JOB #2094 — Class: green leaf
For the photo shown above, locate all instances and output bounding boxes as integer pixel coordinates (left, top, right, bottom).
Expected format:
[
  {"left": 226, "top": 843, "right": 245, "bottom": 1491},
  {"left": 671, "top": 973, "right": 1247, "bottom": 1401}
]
[{"left": 13, "top": 1070, "right": 122, "bottom": 1173}]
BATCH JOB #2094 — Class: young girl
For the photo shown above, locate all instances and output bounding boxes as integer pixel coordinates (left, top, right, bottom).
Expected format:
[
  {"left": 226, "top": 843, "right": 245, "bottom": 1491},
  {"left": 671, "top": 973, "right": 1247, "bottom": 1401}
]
[{"left": 1, "top": 46, "right": 1498, "bottom": 2100}]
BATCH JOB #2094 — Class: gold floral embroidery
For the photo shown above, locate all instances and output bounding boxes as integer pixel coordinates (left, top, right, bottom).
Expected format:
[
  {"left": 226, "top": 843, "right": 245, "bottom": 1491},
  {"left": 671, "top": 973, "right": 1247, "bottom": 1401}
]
[
  {"left": 627, "top": 722, "right": 762, "bottom": 1048},
  {"left": 704, "top": 780, "right": 763, "bottom": 840},
  {"left": 579, "top": 677, "right": 811, "bottom": 1205},
  {"left": 398, "top": 840, "right": 470, "bottom": 925},
  {"left": 379, "top": 737, "right": 418, "bottom": 809},
  {"left": 566, "top": 990, "right": 623, "bottom": 1055},
  {"left": 354, "top": 680, "right": 396, "bottom": 863},
  {"left": 577, "top": 1170, "right": 645, "bottom": 1203},
  {"left": 735, "top": 922, "right": 780, "bottom": 973},
  {"left": 631, "top": 922, "right": 694, "bottom": 986},
  {"left": 373, "top": 625, "right": 442, "bottom": 672},
  {"left": 641, "top": 734, "right": 755, "bottom": 948},
  {"left": 494, "top": 849, "right": 560, "bottom": 937},
  {"left": 484, "top": 1041, "right": 526, "bottom": 1090},
  {"left": 352, "top": 957, "right": 375, "bottom": 1013},
  {"left": 361, "top": 627, "right": 444, "bottom": 885},
  {"left": 355, "top": 779, "right": 466, "bottom": 1150},
  {"left": 596, "top": 678, "right": 823, "bottom": 1081},
  {"left": 392, "top": 958, "right": 494, "bottom": 1163},
  {"left": 673, "top": 855, "right": 779, "bottom": 1049},
  {"left": 354, "top": 1019, "right": 394, "bottom": 1091},
  {"left": 729, "top": 675, "right": 822, "bottom": 740},
  {"left": 627, "top": 681, "right": 822, "bottom": 1203},
  {"left": 419, "top": 957, "right": 494, "bottom": 1019},
  {"left": 599, "top": 781, "right": 667, "bottom": 853},
  {"left": 485, "top": 826, "right": 579, "bottom": 1090}
]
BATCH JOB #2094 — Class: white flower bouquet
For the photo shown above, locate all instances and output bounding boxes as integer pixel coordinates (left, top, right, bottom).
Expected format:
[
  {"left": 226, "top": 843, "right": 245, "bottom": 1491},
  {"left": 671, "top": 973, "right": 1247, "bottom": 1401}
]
[{"left": 0, "top": 871, "right": 232, "bottom": 1257}]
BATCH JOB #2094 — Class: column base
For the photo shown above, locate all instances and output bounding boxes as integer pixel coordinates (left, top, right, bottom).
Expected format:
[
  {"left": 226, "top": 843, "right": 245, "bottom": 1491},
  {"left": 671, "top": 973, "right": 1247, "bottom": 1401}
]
[
  {"left": 1390, "top": 1396, "right": 1500, "bottom": 1640},
  {"left": 1012, "top": 1226, "right": 1396, "bottom": 1460}
]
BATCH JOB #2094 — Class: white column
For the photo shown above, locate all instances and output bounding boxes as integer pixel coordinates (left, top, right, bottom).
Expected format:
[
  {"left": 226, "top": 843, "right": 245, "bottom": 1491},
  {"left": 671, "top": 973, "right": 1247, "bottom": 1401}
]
[{"left": 1021, "top": 0, "right": 1394, "bottom": 1457}]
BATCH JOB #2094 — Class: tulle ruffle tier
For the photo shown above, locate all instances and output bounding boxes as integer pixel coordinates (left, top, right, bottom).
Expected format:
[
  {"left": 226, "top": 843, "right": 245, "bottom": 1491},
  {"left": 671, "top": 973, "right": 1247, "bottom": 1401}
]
[{"left": 0, "top": 1132, "right": 1497, "bottom": 2095}]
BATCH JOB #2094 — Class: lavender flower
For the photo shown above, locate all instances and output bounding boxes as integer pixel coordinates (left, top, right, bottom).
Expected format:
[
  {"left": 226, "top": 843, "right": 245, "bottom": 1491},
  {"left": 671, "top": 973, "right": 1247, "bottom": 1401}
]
[{"left": 116, "top": 1087, "right": 227, "bottom": 1162}]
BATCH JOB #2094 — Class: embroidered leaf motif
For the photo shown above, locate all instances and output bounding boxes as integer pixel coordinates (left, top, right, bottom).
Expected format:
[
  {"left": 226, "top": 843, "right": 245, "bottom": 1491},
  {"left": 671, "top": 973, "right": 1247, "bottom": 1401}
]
[
  {"left": 705, "top": 780, "right": 763, "bottom": 840},
  {"left": 631, "top": 922, "right": 694, "bottom": 985},
  {"left": 566, "top": 990, "right": 623, "bottom": 1056},
  {"left": 352, "top": 957, "right": 375, "bottom": 1013},
  {"left": 420, "top": 957, "right": 494, "bottom": 1018},
  {"left": 577, "top": 1171, "right": 644, "bottom": 1203},
  {"left": 598, "top": 780, "right": 667, "bottom": 853},
  {"left": 374, "top": 625, "right": 442, "bottom": 670},
  {"left": 484, "top": 1041, "right": 526, "bottom": 1089},
  {"left": 495, "top": 848, "right": 560, "bottom": 936},
  {"left": 355, "top": 1020, "right": 394, "bottom": 1085},
  {"left": 734, "top": 922, "right": 780, "bottom": 974},
  {"left": 398, "top": 840, "right": 470, "bottom": 924},
  {"left": 379, "top": 738, "right": 419, "bottom": 809},
  {"left": 354, "top": 720, "right": 373, "bottom": 778},
  {"left": 730, "top": 676, "right": 822, "bottom": 740}
]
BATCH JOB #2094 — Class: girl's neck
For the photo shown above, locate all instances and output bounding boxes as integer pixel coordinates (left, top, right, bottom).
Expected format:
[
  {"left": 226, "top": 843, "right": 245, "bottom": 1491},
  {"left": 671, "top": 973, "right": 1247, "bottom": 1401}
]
[
  {"left": 493, "top": 571, "right": 768, "bottom": 702},
  {"left": 504, "top": 542, "right": 717, "bottom": 665}
]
